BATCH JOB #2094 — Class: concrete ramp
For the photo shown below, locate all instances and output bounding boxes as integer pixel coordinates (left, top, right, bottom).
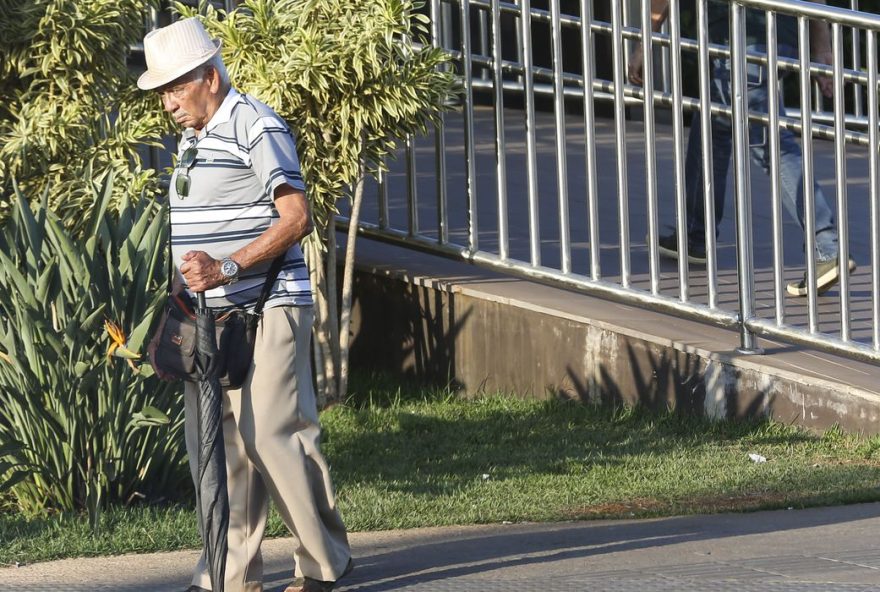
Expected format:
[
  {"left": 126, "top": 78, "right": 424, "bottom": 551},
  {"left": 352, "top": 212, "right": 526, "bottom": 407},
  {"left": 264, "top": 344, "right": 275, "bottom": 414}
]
[{"left": 348, "top": 236, "right": 880, "bottom": 435}]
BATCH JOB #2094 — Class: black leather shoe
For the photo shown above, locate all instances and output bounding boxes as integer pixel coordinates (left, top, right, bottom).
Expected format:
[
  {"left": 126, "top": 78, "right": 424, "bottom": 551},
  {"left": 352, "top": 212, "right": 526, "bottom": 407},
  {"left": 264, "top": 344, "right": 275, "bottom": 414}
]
[{"left": 658, "top": 231, "right": 707, "bottom": 265}]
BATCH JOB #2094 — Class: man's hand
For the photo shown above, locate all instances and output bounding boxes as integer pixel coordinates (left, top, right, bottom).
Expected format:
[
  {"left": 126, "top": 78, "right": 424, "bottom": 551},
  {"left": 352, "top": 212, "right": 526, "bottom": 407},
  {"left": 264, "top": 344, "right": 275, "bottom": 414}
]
[
  {"left": 179, "top": 250, "right": 225, "bottom": 292},
  {"left": 628, "top": 43, "right": 645, "bottom": 85},
  {"left": 813, "top": 49, "right": 834, "bottom": 98},
  {"left": 629, "top": 0, "right": 668, "bottom": 86}
]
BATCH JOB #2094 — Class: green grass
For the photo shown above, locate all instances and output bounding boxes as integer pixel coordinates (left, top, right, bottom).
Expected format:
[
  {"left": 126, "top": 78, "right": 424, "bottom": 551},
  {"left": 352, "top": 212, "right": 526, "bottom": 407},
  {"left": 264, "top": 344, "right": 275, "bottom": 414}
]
[{"left": 4, "top": 375, "right": 880, "bottom": 565}]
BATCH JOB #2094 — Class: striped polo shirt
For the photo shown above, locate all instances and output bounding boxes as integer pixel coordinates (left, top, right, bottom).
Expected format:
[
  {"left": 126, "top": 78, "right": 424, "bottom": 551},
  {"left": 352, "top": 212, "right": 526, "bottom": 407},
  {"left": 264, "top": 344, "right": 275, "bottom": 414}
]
[{"left": 169, "top": 88, "right": 312, "bottom": 311}]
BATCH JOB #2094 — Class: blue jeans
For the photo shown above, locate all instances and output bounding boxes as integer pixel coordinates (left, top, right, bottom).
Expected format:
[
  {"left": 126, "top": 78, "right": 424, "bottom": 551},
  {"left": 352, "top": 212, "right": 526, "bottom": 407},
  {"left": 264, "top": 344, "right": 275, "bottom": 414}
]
[{"left": 683, "top": 44, "right": 839, "bottom": 262}]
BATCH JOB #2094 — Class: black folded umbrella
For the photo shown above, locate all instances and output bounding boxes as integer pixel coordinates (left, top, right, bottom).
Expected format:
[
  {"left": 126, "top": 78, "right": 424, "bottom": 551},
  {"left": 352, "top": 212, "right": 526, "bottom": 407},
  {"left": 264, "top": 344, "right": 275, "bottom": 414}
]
[{"left": 194, "top": 292, "right": 229, "bottom": 592}]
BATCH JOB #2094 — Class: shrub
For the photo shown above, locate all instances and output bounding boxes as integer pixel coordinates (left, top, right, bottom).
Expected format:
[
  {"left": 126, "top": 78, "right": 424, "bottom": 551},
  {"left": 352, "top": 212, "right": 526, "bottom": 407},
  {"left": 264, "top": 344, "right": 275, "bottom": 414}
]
[
  {"left": 0, "top": 175, "right": 187, "bottom": 525},
  {"left": 0, "top": 0, "right": 172, "bottom": 231}
]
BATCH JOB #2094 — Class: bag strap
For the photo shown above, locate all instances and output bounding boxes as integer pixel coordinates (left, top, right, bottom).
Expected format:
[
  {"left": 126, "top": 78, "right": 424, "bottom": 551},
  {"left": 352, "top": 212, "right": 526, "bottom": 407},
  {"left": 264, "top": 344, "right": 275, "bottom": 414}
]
[{"left": 253, "top": 255, "right": 285, "bottom": 316}]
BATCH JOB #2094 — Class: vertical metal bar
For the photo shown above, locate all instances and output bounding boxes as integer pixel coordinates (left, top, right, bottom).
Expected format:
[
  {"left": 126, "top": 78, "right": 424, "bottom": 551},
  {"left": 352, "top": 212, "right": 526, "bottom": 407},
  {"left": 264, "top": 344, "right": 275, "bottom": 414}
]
[
  {"left": 611, "top": 0, "right": 631, "bottom": 286},
  {"left": 697, "top": 0, "right": 717, "bottom": 307},
  {"left": 550, "top": 0, "right": 571, "bottom": 274},
  {"left": 491, "top": 0, "right": 509, "bottom": 261},
  {"left": 668, "top": 0, "right": 689, "bottom": 301},
  {"left": 460, "top": 0, "right": 479, "bottom": 252},
  {"left": 378, "top": 167, "right": 389, "bottom": 229},
  {"left": 641, "top": 0, "right": 660, "bottom": 295},
  {"left": 478, "top": 7, "right": 491, "bottom": 81},
  {"left": 431, "top": 0, "right": 449, "bottom": 244},
  {"left": 621, "top": 0, "right": 631, "bottom": 78},
  {"left": 832, "top": 23, "right": 851, "bottom": 341},
  {"left": 442, "top": 3, "right": 455, "bottom": 52},
  {"left": 767, "top": 12, "right": 785, "bottom": 324},
  {"left": 406, "top": 136, "right": 418, "bottom": 236},
  {"left": 851, "top": 0, "right": 863, "bottom": 118},
  {"left": 148, "top": 6, "right": 161, "bottom": 170},
  {"left": 798, "top": 16, "right": 820, "bottom": 332},
  {"left": 868, "top": 30, "right": 880, "bottom": 349},
  {"left": 520, "top": 0, "right": 542, "bottom": 266},
  {"left": 660, "top": 21, "right": 671, "bottom": 94},
  {"left": 731, "top": 2, "right": 761, "bottom": 353},
  {"left": 514, "top": 0, "right": 525, "bottom": 88},
  {"left": 580, "top": 0, "right": 601, "bottom": 280}
]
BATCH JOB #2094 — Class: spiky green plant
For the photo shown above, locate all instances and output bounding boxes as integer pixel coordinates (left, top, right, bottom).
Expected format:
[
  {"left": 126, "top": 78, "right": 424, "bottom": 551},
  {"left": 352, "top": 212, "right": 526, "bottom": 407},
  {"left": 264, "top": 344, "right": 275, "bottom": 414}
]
[
  {"left": 0, "top": 0, "right": 172, "bottom": 231},
  {"left": 0, "top": 174, "right": 187, "bottom": 524},
  {"left": 175, "top": 0, "right": 457, "bottom": 404}
]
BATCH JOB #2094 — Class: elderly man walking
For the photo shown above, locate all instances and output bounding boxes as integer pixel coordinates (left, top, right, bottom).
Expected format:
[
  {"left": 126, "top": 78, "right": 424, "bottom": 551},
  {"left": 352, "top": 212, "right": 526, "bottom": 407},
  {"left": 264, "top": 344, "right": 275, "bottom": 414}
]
[{"left": 139, "top": 18, "right": 352, "bottom": 592}]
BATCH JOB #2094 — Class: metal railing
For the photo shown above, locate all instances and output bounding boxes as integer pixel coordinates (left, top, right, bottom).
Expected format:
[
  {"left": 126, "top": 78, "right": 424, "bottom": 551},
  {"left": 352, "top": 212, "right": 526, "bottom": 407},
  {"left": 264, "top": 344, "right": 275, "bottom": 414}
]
[{"left": 345, "top": 0, "right": 880, "bottom": 364}]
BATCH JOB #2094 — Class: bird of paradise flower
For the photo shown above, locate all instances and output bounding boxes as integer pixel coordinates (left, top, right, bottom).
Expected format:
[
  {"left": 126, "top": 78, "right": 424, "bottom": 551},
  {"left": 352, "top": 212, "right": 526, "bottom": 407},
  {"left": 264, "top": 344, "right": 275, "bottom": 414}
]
[{"left": 104, "top": 319, "right": 142, "bottom": 372}]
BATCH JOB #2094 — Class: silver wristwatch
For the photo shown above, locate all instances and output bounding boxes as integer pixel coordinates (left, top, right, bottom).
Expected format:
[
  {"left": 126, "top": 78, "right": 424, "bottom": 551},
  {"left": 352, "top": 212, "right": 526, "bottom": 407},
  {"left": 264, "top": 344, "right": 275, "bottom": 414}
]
[{"left": 219, "top": 257, "right": 241, "bottom": 284}]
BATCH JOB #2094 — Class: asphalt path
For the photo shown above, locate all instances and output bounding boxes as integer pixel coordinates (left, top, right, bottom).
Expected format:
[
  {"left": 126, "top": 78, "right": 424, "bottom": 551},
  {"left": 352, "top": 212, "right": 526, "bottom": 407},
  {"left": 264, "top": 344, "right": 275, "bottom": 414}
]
[{"left": 5, "top": 503, "right": 880, "bottom": 591}]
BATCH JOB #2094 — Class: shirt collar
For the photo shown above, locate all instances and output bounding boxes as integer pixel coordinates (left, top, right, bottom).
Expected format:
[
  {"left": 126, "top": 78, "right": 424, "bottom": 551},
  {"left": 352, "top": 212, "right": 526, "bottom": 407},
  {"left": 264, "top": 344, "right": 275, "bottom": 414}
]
[{"left": 189, "top": 88, "right": 243, "bottom": 138}]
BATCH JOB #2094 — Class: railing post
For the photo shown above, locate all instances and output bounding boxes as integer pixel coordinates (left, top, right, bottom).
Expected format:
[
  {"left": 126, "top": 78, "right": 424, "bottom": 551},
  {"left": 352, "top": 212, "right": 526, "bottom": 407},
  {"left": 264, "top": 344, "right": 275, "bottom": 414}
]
[
  {"left": 730, "top": 1, "right": 763, "bottom": 355},
  {"left": 430, "top": 0, "right": 449, "bottom": 245},
  {"left": 868, "top": 30, "right": 880, "bottom": 350},
  {"left": 520, "top": 0, "right": 542, "bottom": 266},
  {"left": 611, "top": 0, "right": 631, "bottom": 286},
  {"left": 460, "top": 0, "right": 479, "bottom": 253},
  {"left": 580, "top": 0, "right": 601, "bottom": 280},
  {"left": 490, "top": 0, "right": 509, "bottom": 261}
]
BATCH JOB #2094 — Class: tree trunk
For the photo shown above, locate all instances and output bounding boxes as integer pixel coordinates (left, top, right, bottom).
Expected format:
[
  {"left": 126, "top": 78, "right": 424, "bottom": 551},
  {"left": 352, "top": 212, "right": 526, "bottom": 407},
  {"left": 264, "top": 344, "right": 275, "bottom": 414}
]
[
  {"left": 326, "top": 221, "right": 341, "bottom": 396},
  {"left": 338, "top": 161, "right": 367, "bottom": 400},
  {"left": 306, "top": 230, "right": 338, "bottom": 406}
]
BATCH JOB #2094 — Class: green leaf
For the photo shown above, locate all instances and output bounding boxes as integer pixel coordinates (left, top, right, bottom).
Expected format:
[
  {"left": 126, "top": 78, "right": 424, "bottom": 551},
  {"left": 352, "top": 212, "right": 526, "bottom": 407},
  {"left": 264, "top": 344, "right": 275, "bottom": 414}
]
[
  {"left": 0, "top": 470, "right": 31, "bottom": 493},
  {"left": 0, "top": 441, "right": 27, "bottom": 459},
  {"left": 131, "top": 405, "right": 170, "bottom": 427}
]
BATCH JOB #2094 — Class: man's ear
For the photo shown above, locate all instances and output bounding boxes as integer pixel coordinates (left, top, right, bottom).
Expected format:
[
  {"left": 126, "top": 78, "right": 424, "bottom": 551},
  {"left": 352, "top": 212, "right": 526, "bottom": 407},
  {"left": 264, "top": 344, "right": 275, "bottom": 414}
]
[{"left": 207, "top": 66, "right": 221, "bottom": 93}]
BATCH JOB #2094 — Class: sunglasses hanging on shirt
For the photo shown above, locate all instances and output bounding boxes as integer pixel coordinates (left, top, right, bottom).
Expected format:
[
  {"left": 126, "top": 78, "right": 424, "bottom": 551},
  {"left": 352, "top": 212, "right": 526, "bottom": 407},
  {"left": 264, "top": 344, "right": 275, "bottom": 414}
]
[{"left": 175, "top": 145, "right": 198, "bottom": 199}]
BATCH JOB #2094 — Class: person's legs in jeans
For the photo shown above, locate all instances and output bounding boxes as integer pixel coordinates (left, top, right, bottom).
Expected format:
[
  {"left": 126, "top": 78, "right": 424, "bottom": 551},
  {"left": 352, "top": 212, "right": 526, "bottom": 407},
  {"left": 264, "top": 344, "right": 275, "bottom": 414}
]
[
  {"left": 745, "top": 45, "right": 839, "bottom": 263},
  {"left": 684, "top": 63, "right": 733, "bottom": 249}
]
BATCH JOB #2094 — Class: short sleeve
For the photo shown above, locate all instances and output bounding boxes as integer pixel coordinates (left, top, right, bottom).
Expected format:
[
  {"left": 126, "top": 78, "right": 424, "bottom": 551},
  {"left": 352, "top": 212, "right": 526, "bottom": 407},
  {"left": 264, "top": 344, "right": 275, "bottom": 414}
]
[{"left": 246, "top": 116, "right": 307, "bottom": 199}]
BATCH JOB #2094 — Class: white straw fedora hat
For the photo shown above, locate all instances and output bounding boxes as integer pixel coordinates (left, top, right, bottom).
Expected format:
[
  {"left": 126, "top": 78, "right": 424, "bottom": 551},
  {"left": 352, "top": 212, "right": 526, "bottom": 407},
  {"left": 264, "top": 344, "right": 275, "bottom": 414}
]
[{"left": 137, "top": 17, "right": 222, "bottom": 90}]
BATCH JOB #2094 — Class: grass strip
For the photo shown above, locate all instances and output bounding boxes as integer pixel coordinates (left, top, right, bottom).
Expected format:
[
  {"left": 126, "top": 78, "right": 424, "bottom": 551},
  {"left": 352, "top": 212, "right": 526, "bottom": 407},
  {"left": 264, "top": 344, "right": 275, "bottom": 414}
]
[{"left": 3, "top": 378, "right": 880, "bottom": 565}]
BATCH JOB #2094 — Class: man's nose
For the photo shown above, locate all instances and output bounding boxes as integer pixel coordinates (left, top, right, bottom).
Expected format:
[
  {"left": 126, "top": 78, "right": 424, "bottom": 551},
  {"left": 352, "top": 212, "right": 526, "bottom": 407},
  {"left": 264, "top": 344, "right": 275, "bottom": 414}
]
[{"left": 161, "top": 93, "right": 177, "bottom": 112}]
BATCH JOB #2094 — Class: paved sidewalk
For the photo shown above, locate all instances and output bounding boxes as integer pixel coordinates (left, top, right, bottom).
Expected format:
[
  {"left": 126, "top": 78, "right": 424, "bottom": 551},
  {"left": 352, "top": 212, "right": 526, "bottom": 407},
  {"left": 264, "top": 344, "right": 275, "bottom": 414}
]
[{"left": 4, "top": 503, "right": 880, "bottom": 591}]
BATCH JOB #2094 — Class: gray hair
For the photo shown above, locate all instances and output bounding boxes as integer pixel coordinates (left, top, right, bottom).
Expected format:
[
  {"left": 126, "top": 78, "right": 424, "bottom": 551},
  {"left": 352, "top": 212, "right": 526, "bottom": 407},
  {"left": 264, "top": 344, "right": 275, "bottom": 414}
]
[{"left": 201, "top": 54, "right": 230, "bottom": 90}]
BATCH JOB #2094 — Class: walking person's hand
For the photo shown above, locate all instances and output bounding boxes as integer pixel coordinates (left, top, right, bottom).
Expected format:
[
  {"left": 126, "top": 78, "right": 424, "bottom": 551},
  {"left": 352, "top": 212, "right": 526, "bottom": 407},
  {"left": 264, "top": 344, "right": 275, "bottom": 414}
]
[
  {"left": 628, "top": 43, "right": 645, "bottom": 85},
  {"left": 812, "top": 49, "right": 834, "bottom": 98}
]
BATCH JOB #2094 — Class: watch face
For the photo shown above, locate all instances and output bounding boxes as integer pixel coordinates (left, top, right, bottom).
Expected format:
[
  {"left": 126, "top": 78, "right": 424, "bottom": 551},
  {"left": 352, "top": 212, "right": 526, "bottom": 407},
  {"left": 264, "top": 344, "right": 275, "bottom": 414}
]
[{"left": 221, "top": 259, "right": 239, "bottom": 278}]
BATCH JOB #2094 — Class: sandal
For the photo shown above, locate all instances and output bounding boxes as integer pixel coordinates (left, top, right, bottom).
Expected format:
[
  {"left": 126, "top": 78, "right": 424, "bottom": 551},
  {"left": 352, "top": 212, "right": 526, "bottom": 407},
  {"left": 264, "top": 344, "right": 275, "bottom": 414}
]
[{"left": 285, "top": 558, "right": 354, "bottom": 592}]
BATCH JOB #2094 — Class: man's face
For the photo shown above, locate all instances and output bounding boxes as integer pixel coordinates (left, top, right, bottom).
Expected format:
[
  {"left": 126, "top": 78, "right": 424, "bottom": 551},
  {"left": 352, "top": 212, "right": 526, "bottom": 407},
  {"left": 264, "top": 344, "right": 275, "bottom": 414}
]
[{"left": 156, "top": 67, "right": 215, "bottom": 130}]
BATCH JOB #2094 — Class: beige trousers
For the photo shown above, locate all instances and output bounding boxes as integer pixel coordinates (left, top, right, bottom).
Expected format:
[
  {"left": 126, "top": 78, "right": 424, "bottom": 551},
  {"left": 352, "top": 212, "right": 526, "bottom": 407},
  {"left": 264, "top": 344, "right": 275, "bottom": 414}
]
[{"left": 184, "top": 305, "right": 350, "bottom": 592}]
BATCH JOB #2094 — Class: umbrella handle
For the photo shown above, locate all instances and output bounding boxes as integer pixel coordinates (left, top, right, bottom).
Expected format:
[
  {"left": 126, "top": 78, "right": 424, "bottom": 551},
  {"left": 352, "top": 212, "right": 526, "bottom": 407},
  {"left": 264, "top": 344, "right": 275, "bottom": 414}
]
[{"left": 197, "top": 292, "right": 207, "bottom": 312}]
